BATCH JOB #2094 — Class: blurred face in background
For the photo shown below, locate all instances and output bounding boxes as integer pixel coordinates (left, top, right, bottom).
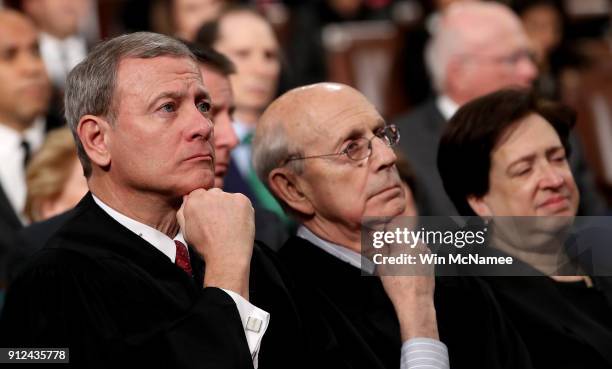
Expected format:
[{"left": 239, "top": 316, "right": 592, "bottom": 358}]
[
  {"left": 39, "top": 157, "right": 88, "bottom": 220},
  {"left": 520, "top": 4, "right": 562, "bottom": 64},
  {"left": 445, "top": 4, "right": 538, "bottom": 104},
  {"left": 23, "top": 0, "right": 89, "bottom": 39},
  {"left": 0, "top": 11, "right": 50, "bottom": 132},
  {"left": 214, "top": 11, "right": 280, "bottom": 123},
  {"left": 173, "top": 0, "right": 224, "bottom": 41},
  {"left": 199, "top": 63, "right": 238, "bottom": 188}
]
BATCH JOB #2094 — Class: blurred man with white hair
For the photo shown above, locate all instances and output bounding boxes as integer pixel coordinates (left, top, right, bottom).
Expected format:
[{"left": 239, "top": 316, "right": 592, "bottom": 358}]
[{"left": 394, "top": 1, "right": 605, "bottom": 216}]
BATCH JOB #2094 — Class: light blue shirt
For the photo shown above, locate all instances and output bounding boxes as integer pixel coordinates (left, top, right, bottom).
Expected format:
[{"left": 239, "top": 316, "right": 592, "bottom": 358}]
[{"left": 231, "top": 120, "right": 254, "bottom": 178}]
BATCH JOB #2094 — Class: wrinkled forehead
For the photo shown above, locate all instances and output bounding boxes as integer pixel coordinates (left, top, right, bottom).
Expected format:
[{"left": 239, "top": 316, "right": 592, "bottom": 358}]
[
  {"left": 292, "top": 89, "right": 383, "bottom": 149},
  {"left": 116, "top": 56, "right": 202, "bottom": 95},
  {"left": 493, "top": 114, "right": 562, "bottom": 161}
]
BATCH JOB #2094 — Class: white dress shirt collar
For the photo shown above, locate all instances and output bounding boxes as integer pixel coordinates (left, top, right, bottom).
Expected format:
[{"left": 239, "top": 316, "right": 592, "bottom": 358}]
[
  {"left": 92, "top": 194, "right": 186, "bottom": 262},
  {"left": 297, "top": 225, "right": 376, "bottom": 274},
  {"left": 436, "top": 95, "right": 460, "bottom": 121},
  {"left": 39, "top": 32, "right": 87, "bottom": 87},
  {"left": 0, "top": 118, "right": 46, "bottom": 221},
  {"left": 232, "top": 119, "right": 254, "bottom": 143},
  {"left": 0, "top": 117, "right": 45, "bottom": 152}
]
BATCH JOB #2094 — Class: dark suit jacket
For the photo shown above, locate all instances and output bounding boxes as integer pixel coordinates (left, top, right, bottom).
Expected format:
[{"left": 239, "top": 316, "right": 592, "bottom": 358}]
[
  {"left": 0, "top": 193, "right": 299, "bottom": 369},
  {"left": 393, "top": 99, "right": 607, "bottom": 216},
  {"left": 0, "top": 185, "right": 23, "bottom": 287},
  {"left": 224, "top": 158, "right": 291, "bottom": 251},
  {"left": 224, "top": 158, "right": 258, "bottom": 207},
  {"left": 0, "top": 119, "right": 65, "bottom": 286},
  {"left": 483, "top": 275, "right": 612, "bottom": 369},
  {"left": 279, "top": 236, "right": 534, "bottom": 369}
]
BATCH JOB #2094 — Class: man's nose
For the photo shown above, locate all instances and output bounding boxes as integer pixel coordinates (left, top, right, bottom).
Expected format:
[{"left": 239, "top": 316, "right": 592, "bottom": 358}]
[
  {"left": 187, "top": 110, "right": 214, "bottom": 142},
  {"left": 215, "top": 115, "right": 239, "bottom": 150},
  {"left": 370, "top": 137, "right": 397, "bottom": 170},
  {"left": 516, "top": 55, "right": 538, "bottom": 87}
]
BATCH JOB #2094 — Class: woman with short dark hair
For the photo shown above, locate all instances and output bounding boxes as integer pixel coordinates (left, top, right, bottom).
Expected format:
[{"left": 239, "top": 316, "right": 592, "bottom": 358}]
[{"left": 437, "top": 88, "right": 612, "bottom": 368}]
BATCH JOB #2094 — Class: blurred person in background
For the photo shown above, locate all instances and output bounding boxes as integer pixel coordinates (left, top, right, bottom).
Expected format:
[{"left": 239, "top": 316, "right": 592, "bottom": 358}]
[
  {"left": 9, "top": 128, "right": 87, "bottom": 285},
  {"left": 151, "top": 0, "right": 227, "bottom": 41},
  {"left": 197, "top": 6, "right": 287, "bottom": 222},
  {"left": 186, "top": 40, "right": 289, "bottom": 250},
  {"left": 400, "top": 0, "right": 479, "bottom": 107},
  {"left": 19, "top": 0, "right": 91, "bottom": 90},
  {"left": 512, "top": 0, "right": 582, "bottom": 101},
  {"left": 0, "top": 10, "right": 53, "bottom": 285},
  {"left": 393, "top": 1, "right": 605, "bottom": 217},
  {"left": 285, "top": 0, "right": 395, "bottom": 88},
  {"left": 24, "top": 127, "right": 87, "bottom": 224}
]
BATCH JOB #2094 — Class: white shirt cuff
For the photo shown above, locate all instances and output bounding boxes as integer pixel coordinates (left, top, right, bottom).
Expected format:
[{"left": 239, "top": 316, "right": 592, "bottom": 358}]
[
  {"left": 221, "top": 289, "right": 270, "bottom": 369},
  {"left": 401, "top": 338, "right": 449, "bottom": 369}
]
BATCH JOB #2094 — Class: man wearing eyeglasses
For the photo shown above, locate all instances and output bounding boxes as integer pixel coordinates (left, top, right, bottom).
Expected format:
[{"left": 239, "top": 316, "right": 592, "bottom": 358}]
[
  {"left": 252, "top": 82, "right": 536, "bottom": 369},
  {"left": 251, "top": 82, "right": 447, "bottom": 369},
  {"left": 393, "top": 1, "right": 605, "bottom": 217}
]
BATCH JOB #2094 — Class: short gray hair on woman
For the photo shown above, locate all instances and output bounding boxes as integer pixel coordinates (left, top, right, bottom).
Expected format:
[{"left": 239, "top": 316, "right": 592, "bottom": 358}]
[
  {"left": 65, "top": 32, "right": 196, "bottom": 177},
  {"left": 252, "top": 122, "right": 304, "bottom": 215}
]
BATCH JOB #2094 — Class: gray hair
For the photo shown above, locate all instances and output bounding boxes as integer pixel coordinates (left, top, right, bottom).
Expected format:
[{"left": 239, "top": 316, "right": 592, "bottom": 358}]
[
  {"left": 65, "top": 32, "right": 196, "bottom": 177},
  {"left": 252, "top": 121, "right": 304, "bottom": 217},
  {"left": 425, "top": 14, "right": 465, "bottom": 93}
]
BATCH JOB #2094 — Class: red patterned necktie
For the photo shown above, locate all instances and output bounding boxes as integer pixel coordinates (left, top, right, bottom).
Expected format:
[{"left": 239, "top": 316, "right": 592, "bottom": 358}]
[{"left": 174, "top": 240, "right": 193, "bottom": 276}]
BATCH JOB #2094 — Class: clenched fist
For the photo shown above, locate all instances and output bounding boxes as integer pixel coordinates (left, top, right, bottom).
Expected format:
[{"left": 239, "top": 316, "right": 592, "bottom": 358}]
[{"left": 177, "top": 188, "right": 255, "bottom": 299}]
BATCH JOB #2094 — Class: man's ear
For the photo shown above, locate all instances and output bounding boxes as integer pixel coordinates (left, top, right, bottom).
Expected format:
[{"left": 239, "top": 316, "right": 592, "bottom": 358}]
[
  {"left": 467, "top": 195, "right": 493, "bottom": 217},
  {"left": 77, "top": 115, "right": 112, "bottom": 169},
  {"left": 268, "top": 168, "right": 314, "bottom": 216}
]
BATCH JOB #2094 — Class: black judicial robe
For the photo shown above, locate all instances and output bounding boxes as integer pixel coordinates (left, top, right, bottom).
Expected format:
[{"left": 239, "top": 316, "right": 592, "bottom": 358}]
[
  {"left": 0, "top": 193, "right": 300, "bottom": 369},
  {"left": 279, "top": 236, "right": 535, "bottom": 369},
  {"left": 482, "top": 274, "right": 612, "bottom": 368}
]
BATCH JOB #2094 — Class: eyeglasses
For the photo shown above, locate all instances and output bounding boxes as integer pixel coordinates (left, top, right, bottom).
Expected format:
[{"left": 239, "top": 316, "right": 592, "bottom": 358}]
[
  {"left": 471, "top": 49, "right": 536, "bottom": 67},
  {"left": 285, "top": 124, "right": 400, "bottom": 163}
]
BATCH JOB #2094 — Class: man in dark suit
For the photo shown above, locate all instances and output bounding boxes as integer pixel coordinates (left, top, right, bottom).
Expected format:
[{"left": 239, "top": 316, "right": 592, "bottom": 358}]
[
  {"left": 393, "top": 1, "right": 606, "bottom": 216},
  {"left": 0, "top": 10, "right": 57, "bottom": 285},
  {"left": 0, "top": 32, "right": 272, "bottom": 368}
]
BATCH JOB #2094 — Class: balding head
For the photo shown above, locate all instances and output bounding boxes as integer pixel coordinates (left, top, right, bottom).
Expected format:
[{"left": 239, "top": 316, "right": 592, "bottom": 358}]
[
  {"left": 253, "top": 83, "right": 377, "bottom": 182},
  {"left": 426, "top": 2, "right": 537, "bottom": 105},
  {"left": 0, "top": 9, "right": 51, "bottom": 132},
  {"left": 253, "top": 83, "right": 405, "bottom": 244}
]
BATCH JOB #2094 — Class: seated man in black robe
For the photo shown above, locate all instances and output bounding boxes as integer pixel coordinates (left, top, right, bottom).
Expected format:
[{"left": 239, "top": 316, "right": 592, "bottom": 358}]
[
  {"left": 0, "top": 32, "right": 270, "bottom": 368},
  {"left": 251, "top": 82, "right": 535, "bottom": 369}
]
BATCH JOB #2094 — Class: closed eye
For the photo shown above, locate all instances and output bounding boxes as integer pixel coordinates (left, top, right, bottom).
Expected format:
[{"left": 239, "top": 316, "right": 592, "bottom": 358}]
[
  {"left": 511, "top": 165, "right": 532, "bottom": 177},
  {"left": 551, "top": 154, "right": 567, "bottom": 162}
]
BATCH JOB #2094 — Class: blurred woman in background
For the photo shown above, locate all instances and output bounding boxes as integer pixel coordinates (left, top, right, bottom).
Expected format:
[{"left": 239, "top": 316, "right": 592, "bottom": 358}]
[{"left": 25, "top": 127, "right": 87, "bottom": 223}]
